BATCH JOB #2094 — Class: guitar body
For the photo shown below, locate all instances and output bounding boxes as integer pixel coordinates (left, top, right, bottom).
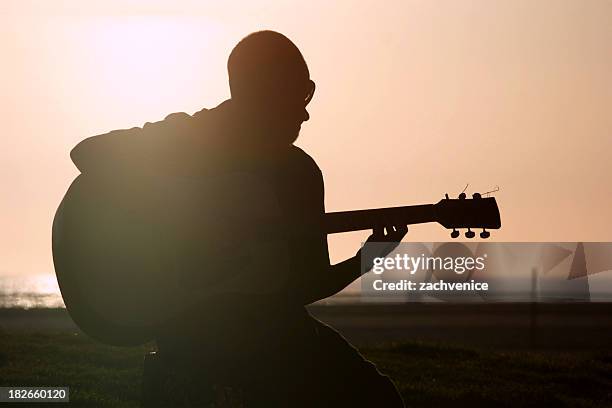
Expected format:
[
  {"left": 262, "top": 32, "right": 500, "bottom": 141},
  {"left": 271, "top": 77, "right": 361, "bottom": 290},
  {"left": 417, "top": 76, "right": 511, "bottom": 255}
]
[
  {"left": 53, "top": 158, "right": 501, "bottom": 346},
  {"left": 52, "top": 172, "right": 289, "bottom": 346}
]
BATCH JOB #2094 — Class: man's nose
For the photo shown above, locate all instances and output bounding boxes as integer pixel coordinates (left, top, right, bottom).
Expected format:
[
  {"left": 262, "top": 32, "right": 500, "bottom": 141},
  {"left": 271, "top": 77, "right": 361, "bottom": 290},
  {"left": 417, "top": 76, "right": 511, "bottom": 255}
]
[{"left": 303, "top": 108, "right": 310, "bottom": 122}]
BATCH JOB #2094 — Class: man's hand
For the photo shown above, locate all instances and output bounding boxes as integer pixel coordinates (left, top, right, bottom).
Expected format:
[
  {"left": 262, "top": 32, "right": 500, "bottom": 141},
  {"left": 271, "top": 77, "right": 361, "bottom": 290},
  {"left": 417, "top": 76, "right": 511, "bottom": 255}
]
[
  {"left": 359, "top": 225, "right": 408, "bottom": 273},
  {"left": 306, "top": 224, "right": 408, "bottom": 304}
]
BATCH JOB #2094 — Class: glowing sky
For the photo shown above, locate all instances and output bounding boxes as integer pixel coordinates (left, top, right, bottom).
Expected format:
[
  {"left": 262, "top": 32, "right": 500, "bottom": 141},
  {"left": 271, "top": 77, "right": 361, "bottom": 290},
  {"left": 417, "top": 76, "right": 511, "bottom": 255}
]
[{"left": 1, "top": 0, "right": 611, "bottom": 281}]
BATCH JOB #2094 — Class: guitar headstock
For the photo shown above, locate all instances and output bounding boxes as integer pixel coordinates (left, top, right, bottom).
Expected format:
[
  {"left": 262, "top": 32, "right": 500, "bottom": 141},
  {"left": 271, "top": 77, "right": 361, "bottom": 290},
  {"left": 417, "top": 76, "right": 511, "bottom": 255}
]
[{"left": 434, "top": 193, "right": 501, "bottom": 239}]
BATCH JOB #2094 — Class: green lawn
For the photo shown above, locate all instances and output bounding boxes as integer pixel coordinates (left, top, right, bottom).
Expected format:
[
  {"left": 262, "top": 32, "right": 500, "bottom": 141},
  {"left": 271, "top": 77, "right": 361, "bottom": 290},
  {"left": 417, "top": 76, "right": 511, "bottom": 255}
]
[
  {"left": 1, "top": 331, "right": 611, "bottom": 407},
  {"left": 363, "top": 342, "right": 612, "bottom": 407}
]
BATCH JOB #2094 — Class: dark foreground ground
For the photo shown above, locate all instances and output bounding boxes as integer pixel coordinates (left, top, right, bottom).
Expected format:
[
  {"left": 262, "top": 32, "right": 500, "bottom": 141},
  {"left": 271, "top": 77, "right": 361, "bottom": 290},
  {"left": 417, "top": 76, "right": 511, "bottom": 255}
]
[{"left": 0, "top": 303, "right": 611, "bottom": 407}]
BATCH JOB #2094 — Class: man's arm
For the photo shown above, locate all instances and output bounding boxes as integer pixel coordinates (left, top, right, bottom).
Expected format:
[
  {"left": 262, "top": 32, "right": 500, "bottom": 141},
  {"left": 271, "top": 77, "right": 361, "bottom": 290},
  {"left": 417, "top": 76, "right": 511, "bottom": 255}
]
[
  {"left": 290, "top": 148, "right": 407, "bottom": 305},
  {"left": 70, "top": 112, "right": 194, "bottom": 175},
  {"left": 300, "top": 227, "right": 407, "bottom": 305}
]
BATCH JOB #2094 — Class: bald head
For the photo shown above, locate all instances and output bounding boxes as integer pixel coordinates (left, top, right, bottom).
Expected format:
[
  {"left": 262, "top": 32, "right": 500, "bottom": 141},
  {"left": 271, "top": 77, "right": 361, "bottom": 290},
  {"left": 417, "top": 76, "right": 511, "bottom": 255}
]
[
  {"left": 228, "top": 31, "right": 310, "bottom": 101},
  {"left": 226, "top": 31, "right": 315, "bottom": 145}
]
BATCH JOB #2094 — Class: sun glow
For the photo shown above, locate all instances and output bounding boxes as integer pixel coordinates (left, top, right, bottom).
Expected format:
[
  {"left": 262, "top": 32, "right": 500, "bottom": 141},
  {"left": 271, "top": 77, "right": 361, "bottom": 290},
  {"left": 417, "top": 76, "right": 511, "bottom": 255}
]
[{"left": 81, "top": 17, "right": 231, "bottom": 124}]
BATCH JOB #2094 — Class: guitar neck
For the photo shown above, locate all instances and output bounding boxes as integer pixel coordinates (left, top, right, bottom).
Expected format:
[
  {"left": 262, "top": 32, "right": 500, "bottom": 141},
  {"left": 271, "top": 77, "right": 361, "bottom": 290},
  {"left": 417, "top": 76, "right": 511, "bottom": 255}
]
[{"left": 324, "top": 204, "right": 437, "bottom": 234}]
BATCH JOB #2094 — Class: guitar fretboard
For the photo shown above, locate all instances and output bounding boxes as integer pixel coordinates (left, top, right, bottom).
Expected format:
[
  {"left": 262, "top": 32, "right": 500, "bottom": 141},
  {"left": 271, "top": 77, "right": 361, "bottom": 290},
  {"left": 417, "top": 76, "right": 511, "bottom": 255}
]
[{"left": 324, "top": 204, "right": 437, "bottom": 234}]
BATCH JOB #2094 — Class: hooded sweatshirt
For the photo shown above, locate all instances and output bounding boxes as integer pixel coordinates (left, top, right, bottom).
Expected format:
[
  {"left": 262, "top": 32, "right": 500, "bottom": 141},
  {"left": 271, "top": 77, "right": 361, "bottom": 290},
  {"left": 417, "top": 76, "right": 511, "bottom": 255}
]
[
  {"left": 71, "top": 99, "right": 264, "bottom": 178},
  {"left": 68, "top": 99, "right": 331, "bottom": 306}
]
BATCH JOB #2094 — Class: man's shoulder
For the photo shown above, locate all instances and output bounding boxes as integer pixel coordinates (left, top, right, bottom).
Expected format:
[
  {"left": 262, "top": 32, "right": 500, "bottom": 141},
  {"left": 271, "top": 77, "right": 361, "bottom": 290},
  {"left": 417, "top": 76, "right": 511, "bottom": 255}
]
[
  {"left": 142, "top": 110, "right": 200, "bottom": 133},
  {"left": 288, "top": 146, "right": 323, "bottom": 179}
]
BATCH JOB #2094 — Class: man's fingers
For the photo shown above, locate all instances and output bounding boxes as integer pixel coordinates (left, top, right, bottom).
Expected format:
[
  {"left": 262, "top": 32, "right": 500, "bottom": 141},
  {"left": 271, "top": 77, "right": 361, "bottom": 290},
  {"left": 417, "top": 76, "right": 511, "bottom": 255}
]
[
  {"left": 385, "top": 225, "right": 395, "bottom": 236},
  {"left": 395, "top": 224, "right": 408, "bottom": 236},
  {"left": 370, "top": 224, "right": 408, "bottom": 243},
  {"left": 387, "top": 224, "right": 408, "bottom": 241}
]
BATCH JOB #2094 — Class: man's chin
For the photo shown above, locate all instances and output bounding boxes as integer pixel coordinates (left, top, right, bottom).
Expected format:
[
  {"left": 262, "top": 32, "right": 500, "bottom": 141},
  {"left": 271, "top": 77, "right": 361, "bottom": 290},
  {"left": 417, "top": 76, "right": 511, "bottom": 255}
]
[
  {"left": 289, "top": 126, "right": 301, "bottom": 142},
  {"left": 277, "top": 125, "right": 301, "bottom": 144},
  {"left": 264, "top": 123, "right": 301, "bottom": 145}
]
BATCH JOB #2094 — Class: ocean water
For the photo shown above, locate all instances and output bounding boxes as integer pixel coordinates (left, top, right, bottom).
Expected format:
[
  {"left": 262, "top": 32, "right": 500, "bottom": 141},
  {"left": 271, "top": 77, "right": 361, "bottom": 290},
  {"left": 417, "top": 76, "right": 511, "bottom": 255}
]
[
  {"left": 0, "top": 274, "right": 64, "bottom": 309},
  {"left": 1, "top": 272, "right": 611, "bottom": 309}
]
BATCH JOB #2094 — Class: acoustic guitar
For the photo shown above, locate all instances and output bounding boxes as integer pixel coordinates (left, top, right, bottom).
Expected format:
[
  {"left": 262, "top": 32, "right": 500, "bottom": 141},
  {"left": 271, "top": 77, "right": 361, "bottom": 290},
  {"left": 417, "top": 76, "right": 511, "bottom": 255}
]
[{"left": 52, "top": 173, "right": 500, "bottom": 346}]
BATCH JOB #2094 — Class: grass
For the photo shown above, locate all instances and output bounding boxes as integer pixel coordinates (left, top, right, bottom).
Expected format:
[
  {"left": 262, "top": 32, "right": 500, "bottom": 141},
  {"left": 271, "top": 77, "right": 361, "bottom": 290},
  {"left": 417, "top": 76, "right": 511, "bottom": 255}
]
[
  {"left": 363, "top": 342, "right": 612, "bottom": 407},
  {"left": 0, "top": 331, "right": 146, "bottom": 407},
  {"left": 0, "top": 330, "right": 611, "bottom": 407}
]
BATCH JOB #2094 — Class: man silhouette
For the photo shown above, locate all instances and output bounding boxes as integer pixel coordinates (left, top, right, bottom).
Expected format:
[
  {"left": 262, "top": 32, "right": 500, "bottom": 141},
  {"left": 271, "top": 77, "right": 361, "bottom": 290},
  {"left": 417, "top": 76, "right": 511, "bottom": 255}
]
[{"left": 71, "top": 30, "right": 406, "bottom": 407}]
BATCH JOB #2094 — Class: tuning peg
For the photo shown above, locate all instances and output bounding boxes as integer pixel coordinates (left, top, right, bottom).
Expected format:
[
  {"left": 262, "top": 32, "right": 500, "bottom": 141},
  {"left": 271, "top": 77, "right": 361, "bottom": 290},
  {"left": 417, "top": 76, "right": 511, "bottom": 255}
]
[
  {"left": 465, "top": 228, "right": 475, "bottom": 238},
  {"left": 480, "top": 229, "right": 490, "bottom": 239},
  {"left": 450, "top": 228, "right": 460, "bottom": 238},
  {"left": 459, "top": 193, "right": 466, "bottom": 199},
  {"left": 472, "top": 192, "right": 482, "bottom": 199}
]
